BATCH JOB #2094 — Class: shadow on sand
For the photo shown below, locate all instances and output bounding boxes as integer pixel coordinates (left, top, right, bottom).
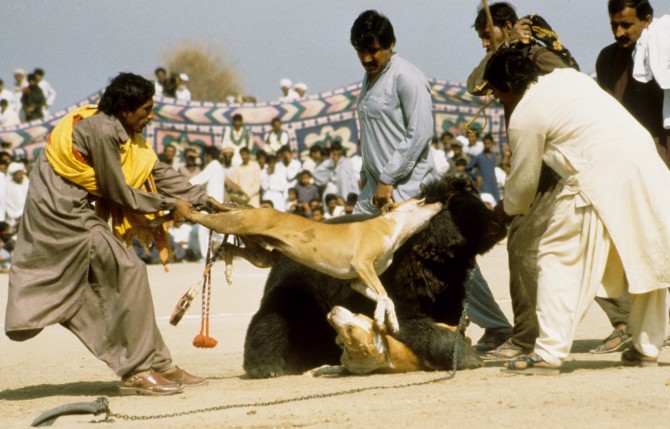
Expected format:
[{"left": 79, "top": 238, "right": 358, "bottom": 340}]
[{"left": 0, "top": 381, "right": 120, "bottom": 401}]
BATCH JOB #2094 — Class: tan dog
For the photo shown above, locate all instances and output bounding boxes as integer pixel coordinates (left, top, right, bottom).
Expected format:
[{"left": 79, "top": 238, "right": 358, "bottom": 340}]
[
  {"left": 306, "top": 306, "right": 456, "bottom": 376},
  {"left": 190, "top": 198, "right": 443, "bottom": 332}
]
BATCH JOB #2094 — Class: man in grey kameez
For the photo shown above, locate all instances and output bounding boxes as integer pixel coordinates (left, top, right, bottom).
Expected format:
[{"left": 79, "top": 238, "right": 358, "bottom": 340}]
[
  {"left": 5, "top": 73, "right": 209, "bottom": 396},
  {"left": 349, "top": 10, "right": 512, "bottom": 347}
]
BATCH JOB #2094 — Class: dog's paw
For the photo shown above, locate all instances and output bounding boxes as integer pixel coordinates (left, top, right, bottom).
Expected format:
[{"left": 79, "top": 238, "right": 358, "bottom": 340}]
[
  {"left": 384, "top": 297, "right": 399, "bottom": 334},
  {"left": 303, "top": 365, "right": 347, "bottom": 377},
  {"left": 245, "top": 365, "right": 285, "bottom": 379}
]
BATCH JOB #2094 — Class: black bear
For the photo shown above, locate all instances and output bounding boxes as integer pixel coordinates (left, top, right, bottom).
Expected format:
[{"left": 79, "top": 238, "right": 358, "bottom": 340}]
[{"left": 243, "top": 175, "right": 507, "bottom": 378}]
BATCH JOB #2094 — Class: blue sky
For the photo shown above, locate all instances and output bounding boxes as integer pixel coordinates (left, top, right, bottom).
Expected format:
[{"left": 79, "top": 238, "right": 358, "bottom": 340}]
[{"left": 4, "top": 0, "right": 670, "bottom": 111}]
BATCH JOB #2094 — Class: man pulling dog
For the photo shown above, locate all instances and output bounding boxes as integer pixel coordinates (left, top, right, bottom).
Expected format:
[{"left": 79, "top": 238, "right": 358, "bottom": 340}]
[{"left": 4, "top": 73, "right": 209, "bottom": 395}]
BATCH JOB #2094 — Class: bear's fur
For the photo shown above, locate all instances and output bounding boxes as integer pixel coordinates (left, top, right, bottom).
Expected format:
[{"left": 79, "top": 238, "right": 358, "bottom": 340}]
[{"left": 243, "top": 176, "right": 507, "bottom": 378}]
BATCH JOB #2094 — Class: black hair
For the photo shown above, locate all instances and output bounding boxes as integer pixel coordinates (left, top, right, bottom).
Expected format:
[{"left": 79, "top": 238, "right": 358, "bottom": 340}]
[
  {"left": 27, "top": 74, "right": 37, "bottom": 82},
  {"left": 350, "top": 10, "right": 396, "bottom": 50},
  {"left": 309, "top": 145, "right": 323, "bottom": 154},
  {"left": 325, "top": 193, "right": 338, "bottom": 204},
  {"left": 484, "top": 47, "right": 541, "bottom": 95},
  {"left": 277, "top": 144, "right": 291, "bottom": 155},
  {"left": 474, "top": 2, "right": 518, "bottom": 33},
  {"left": 203, "top": 145, "right": 220, "bottom": 159},
  {"left": 255, "top": 149, "right": 267, "bottom": 159},
  {"left": 232, "top": 113, "right": 243, "bottom": 122},
  {"left": 608, "top": 0, "right": 653, "bottom": 19},
  {"left": 440, "top": 131, "right": 454, "bottom": 139},
  {"left": 34, "top": 68, "right": 45, "bottom": 76},
  {"left": 155, "top": 67, "right": 167, "bottom": 75},
  {"left": 239, "top": 147, "right": 250, "bottom": 154},
  {"left": 271, "top": 116, "right": 281, "bottom": 125},
  {"left": 98, "top": 72, "right": 155, "bottom": 117}
]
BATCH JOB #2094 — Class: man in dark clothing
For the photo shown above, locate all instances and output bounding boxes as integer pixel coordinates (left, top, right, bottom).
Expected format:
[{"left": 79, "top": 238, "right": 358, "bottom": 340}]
[
  {"left": 594, "top": 0, "right": 670, "bottom": 350},
  {"left": 596, "top": 0, "right": 669, "bottom": 167},
  {"left": 20, "top": 73, "right": 46, "bottom": 121}
]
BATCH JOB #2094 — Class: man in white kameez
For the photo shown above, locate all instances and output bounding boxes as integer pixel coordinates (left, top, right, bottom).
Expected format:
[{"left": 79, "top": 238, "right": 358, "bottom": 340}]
[
  {"left": 190, "top": 146, "right": 226, "bottom": 260},
  {"left": 486, "top": 48, "right": 670, "bottom": 374}
]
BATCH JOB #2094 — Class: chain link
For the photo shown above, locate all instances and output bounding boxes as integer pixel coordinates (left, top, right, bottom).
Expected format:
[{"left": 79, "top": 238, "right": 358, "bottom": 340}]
[{"left": 106, "top": 268, "right": 475, "bottom": 422}]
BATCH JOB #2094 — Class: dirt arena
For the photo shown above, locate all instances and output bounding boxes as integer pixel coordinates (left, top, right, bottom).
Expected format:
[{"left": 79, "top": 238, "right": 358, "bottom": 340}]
[{"left": 1, "top": 240, "right": 669, "bottom": 428}]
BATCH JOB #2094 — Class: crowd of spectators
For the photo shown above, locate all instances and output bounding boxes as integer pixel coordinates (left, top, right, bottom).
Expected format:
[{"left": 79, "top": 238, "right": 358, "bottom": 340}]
[
  {"left": 0, "top": 68, "right": 56, "bottom": 126},
  {"left": 0, "top": 66, "right": 508, "bottom": 268},
  {"left": 147, "top": 112, "right": 507, "bottom": 264}
]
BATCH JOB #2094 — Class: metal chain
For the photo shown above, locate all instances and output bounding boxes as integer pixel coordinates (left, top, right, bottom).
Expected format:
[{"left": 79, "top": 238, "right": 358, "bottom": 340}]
[{"left": 105, "top": 268, "right": 476, "bottom": 422}]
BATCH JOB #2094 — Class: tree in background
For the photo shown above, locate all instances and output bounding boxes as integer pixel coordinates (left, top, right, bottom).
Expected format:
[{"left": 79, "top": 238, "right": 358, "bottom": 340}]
[{"left": 163, "top": 40, "right": 244, "bottom": 103}]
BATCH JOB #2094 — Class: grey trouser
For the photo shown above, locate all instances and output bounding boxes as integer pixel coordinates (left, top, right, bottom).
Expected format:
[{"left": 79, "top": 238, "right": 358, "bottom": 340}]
[{"left": 61, "top": 229, "right": 173, "bottom": 377}]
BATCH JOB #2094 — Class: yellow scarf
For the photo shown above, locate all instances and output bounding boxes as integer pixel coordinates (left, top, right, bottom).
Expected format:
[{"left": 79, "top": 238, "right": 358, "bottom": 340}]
[{"left": 46, "top": 104, "right": 172, "bottom": 267}]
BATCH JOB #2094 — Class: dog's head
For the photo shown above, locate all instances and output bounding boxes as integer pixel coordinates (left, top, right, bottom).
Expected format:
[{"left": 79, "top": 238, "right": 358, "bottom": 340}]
[
  {"left": 415, "top": 174, "right": 508, "bottom": 260},
  {"left": 327, "top": 306, "right": 389, "bottom": 374}
]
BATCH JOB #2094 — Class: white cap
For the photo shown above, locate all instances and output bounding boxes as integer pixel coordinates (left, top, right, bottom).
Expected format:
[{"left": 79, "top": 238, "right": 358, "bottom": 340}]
[
  {"left": 295, "top": 82, "right": 307, "bottom": 91},
  {"left": 13, "top": 68, "right": 26, "bottom": 76},
  {"left": 179, "top": 73, "right": 189, "bottom": 82},
  {"left": 8, "top": 162, "right": 26, "bottom": 176},
  {"left": 455, "top": 135, "right": 469, "bottom": 147},
  {"left": 279, "top": 78, "right": 292, "bottom": 88}
]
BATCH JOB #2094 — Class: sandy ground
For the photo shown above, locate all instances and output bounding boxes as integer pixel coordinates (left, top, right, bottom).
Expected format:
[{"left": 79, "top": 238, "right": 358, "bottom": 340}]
[{"left": 1, "top": 240, "right": 669, "bottom": 429}]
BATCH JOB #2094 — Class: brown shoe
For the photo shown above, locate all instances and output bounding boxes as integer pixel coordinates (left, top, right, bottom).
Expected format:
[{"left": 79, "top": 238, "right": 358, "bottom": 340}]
[
  {"left": 621, "top": 347, "right": 658, "bottom": 368},
  {"left": 120, "top": 370, "right": 184, "bottom": 396},
  {"left": 159, "top": 366, "right": 209, "bottom": 387}
]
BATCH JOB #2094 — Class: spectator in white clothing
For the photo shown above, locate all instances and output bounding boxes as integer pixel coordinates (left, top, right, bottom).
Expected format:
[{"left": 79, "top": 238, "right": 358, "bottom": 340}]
[
  {"left": 301, "top": 145, "right": 323, "bottom": 173},
  {"left": 465, "top": 126, "right": 484, "bottom": 157},
  {"left": 278, "top": 78, "right": 299, "bottom": 103},
  {"left": 294, "top": 82, "right": 308, "bottom": 99},
  {"left": 175, "top": 73, "right": 192, "bottom": 102},
  {"left": 5, "top": 162, "right": 29, "bottom": 227},
  {"left": 0, "top": 99, "right": 20, "bottom": 128},
  {"left": 154, "top": 67, "right": 167, "bottom": 97},
  {"left": 264, "top": 117, "right": 289, "bottom": 155},
  {"left": 277, "top": 144, "right": 301, "bottom": 191},
  {"left": 12, "top": 69, "right": 27, "bottom": 118},
  {"left": 0, "top": 80, "right": 14, "bottom": 111},
  {"left": 260, "top": 154, "right": 288, "bottom": 211}
]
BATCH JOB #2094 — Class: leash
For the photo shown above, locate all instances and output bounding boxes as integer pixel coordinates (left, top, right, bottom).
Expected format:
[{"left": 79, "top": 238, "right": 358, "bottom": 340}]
[{"left": 30, "top": 268, "right": 477, "bottom": 424}]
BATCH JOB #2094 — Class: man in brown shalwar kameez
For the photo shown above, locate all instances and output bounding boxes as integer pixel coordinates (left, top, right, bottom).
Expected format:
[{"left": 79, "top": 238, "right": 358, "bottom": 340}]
[{"left": 5, "top": 72, "right": 209, "bottom": 396}]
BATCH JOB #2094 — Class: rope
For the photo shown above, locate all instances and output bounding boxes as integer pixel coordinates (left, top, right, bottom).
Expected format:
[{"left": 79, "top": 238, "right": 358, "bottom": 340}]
[{"left": 193, "top": 230, "right": 220, "bottom": 348}]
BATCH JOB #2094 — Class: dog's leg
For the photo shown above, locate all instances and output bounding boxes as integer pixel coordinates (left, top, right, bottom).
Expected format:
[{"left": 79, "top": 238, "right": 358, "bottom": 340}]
[
  {"left": 303, "top": 365, "right": 349, "bottom": 377},
  {"left": 350, "top": 264, "right": 399, "bottom": 334}
]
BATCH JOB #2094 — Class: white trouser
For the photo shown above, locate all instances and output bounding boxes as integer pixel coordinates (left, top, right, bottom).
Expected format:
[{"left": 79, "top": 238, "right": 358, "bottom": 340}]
[{"left": 533, "top": 192, "right": 667, "bottom": 366}]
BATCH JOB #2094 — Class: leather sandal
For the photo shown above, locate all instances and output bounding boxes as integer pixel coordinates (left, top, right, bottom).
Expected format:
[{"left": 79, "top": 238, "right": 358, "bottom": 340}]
[
  {"left": 501, "top": 353, "right": 560, "bottom": 376},
  {"left": 119, "top": 370, "right": 184, "bottom": 396},
  {"left": 591, "top": 326, "right": 632, "bottom": 354},
  {"left": 483, "top": 339, "right": 531, "bottom": 360}
]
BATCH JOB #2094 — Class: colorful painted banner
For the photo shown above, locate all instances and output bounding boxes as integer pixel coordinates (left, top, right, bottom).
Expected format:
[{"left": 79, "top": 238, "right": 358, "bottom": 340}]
[{"left": 0, "top": 79, "right": 505, "bottom": 161}]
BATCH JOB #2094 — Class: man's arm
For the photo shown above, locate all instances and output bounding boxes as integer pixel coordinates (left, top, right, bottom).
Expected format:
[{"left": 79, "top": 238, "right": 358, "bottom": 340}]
[{"left": 503, "top": 126, "right": 546, "bottom": 216}]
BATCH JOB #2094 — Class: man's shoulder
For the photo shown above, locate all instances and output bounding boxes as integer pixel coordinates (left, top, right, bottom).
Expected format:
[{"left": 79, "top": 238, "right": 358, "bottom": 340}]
[{"left": 393, "top": 55, "right": 427, "bottom": 81}]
